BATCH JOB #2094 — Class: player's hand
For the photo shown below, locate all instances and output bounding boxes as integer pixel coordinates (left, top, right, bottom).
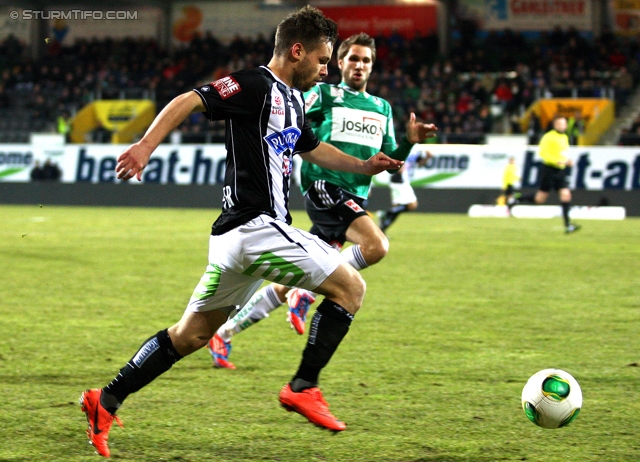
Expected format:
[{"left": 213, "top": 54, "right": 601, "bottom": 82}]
[
  {"left": 405, "top": 112, "right": 437, "bottom": 144},
  {"left": 116, "top": 143, "right": 152, "bottom": 181},
  {"left": 363, "top": 152, "right": 404, "bottom": 175}
]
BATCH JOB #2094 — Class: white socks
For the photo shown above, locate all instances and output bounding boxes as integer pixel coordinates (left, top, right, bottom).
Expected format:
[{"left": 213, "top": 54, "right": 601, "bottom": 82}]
[
  {"left": 340, "top": 244, "right": 368, "bottom": 271},
  {"left": 217, "top": 285, "right": 284, "bottom": 342}
]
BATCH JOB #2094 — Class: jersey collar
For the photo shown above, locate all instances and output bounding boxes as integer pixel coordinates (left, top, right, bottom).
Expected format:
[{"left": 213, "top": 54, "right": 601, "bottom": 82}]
[
  {"left": 262, "top": 65, "right": 294, "bottom": 91},
  {"left": 338, "top": 82, "right": 369, "bottom": 97}
]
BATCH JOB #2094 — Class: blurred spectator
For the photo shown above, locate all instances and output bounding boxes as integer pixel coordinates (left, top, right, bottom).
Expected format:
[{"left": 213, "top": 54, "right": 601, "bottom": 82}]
[
  {"left": 0, "top": 85, "right": 9, "bottom": 109},
  {"left": 493, "top": 79, "right": 514, "bottom": 114},
  {"left": 42, "top": 159, "right": 62, "bottom": 181},
  {"left": 567, "top": 112, "right": 584, "bottom": 145},
  {"left": 92, "top": 120, "right": 113, "bottom": 143},
  {"left": 0, "top": 33, "right": 24, "bottom": 64},
  {"left": 30, "top": 161, "right": 45, "bottom": 181},
  {"left": 57, "top": 110, "right": 72, "bottom": 142},
  {"left": 614, "top": 66, "right": 634, "bottom": 109},
  {"left": 0, "top": 26, "right": 639, "bottom": 145}
]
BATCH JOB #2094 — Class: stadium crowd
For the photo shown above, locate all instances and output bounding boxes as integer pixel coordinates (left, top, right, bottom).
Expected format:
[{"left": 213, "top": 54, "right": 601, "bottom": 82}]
[
  {"left": 1, "top": 24, "right": 639, "bottom": 144},
  {"left": 618, "top": 112, "right": 640, "bottom": 146}
]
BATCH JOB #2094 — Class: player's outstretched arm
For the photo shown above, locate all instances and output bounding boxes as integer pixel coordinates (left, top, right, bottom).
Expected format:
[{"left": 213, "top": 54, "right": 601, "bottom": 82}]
[
  {"left": 116, "top": 92, "right": 205, "bottom": 181},
  {"left": 300, "top": 142, "right": 403, "bottom": 176}
]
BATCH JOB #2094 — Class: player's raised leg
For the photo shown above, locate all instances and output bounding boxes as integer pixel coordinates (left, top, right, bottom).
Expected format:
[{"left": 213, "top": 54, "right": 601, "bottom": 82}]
[
  {"left": 279, "top": 261, "right": 365, "bottom": 431},
  {"left": 343, "top": 214, "right": 388, "bottom": 267},
  {"left": 80, "top": 307, "right": 229, "bottom": 457},
  {"left": 209, "top": 283, "right": 288, "bottom": 368},
  {"left": 287, "top": 209, "right": 386, "bottom": 336},
  {"left": 80, "top": 233, "right": 264, "bottom": 457}
]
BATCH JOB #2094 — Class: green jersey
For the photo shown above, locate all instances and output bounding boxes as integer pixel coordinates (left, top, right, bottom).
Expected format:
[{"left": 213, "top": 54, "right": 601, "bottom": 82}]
[{"left": 301, "top": 82, "right": 397, "bottom": 199}]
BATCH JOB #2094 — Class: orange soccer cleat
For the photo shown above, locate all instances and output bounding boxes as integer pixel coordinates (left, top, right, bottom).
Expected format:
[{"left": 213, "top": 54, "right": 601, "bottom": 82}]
[
  {"left": 279, "top": 383, "right": 346, "bottom": 431},
  {"left": 286, "top": 288, "right": 316, "bottom": 335},
  {"left": 79, "top": 388, "right": 123, "bottom": 458},
  {"left": 208, "top": 333, "right": 236, "bottom": 369}
]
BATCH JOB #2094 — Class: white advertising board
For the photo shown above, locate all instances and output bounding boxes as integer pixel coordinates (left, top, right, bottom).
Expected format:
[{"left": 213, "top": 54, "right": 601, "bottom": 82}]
[
  {"left": 374, "top": 144, "right": 640, "bottom": 191},
  {"left": 1, "top": 143, "right": 640, "bottom": 192},
  {"left": 469, "top": 204, "right": 627, "bottom": 220},
  {"left": 0, "top": 144, "right": 227, "bottom": 184}
]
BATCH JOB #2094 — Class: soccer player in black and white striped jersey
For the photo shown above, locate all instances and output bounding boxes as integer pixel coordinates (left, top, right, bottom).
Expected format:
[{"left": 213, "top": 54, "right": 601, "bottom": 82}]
[{"left": 79, "top": 6, "right": 404, "bottom": 456}]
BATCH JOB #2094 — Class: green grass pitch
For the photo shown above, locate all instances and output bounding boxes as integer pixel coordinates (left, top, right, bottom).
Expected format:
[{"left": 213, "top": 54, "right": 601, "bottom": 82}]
[{"left": 1, "top": 204, "right": 639, "bottom": 461}]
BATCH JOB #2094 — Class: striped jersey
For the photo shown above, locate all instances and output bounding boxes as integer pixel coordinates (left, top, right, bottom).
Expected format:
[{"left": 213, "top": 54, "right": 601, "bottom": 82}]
[
  {"left": 194, "top": 66, "right": 320, "bottom": 235},
  {"left": 301, "top": 82, "right": 397, "bottom": 199}
]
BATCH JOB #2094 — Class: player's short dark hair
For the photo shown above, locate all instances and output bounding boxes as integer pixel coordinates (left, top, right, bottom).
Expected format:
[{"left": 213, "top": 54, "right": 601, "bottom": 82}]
[
  {"left": 274, "top": 5, "right": 338, "bottom": 57},
  {"left": 337, "top": 33, "right": 377, "bottom": 64}
]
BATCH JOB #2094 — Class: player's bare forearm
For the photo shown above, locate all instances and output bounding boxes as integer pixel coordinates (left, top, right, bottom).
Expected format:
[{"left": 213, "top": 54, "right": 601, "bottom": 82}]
[
  {"left": 116, "top": 92, "right": 205, "bottom": 181},
  {"left": 140, "top": 92, "right": 205, "bottom": 151},
  {"left": 300, "top": 142, "right": 403, "bottom": 176}
]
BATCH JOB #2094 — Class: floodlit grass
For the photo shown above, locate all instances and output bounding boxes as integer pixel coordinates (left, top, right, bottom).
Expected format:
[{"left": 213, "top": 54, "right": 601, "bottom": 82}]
[{"left": 1, "top": 204, "right": 639, "bottom": 461}]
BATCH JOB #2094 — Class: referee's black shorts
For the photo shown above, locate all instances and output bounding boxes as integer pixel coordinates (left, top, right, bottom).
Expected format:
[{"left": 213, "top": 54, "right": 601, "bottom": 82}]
[
  {"left": 304, "top": 180, "right": 369, "bottom": 248},
  {"left": 538, "top": 164, "right": 569, "bottom": 192}
]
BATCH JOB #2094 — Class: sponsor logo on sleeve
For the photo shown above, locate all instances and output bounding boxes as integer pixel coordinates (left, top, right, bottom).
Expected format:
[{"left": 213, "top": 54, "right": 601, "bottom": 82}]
[
  {"left": 212, "top": 76, "right": 241, "bottom": 99},
  {"left": 304, "top": 92, "right": 319, "bottom": 111}
]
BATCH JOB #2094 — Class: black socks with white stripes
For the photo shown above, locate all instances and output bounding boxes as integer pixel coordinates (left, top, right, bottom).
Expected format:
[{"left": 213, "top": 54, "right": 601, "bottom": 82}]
[
  {"left": 290, "top": 299, "right": 354, "bottom": 391},
  {"left": 101, "top": 328, "right": 183, "bottom": 413},
  {"left": 100, "top": 301, "right": 354, "bottom": 409}
]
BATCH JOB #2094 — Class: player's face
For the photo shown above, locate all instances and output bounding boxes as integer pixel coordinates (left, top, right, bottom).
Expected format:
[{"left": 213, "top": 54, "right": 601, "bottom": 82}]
[
  {"left": 293, "top": 41, "right": 333, "bottom": 92},
  {"left": 339, "top": 44, "right": 373, "bottom": 92},
  {"left": 554, "top": 117, "right": 568, "bottom": 133}
]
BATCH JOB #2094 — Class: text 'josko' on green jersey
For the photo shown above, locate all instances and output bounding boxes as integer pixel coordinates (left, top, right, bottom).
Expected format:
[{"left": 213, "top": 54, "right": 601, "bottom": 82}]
[{"left": 301, "top": 82, "right": 397, "bottom": 199}]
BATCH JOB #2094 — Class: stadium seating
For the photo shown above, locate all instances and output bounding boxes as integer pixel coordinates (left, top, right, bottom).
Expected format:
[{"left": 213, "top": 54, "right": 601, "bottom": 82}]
[{"left": 0, "top": 27, "right": 638, "bottom": 145}]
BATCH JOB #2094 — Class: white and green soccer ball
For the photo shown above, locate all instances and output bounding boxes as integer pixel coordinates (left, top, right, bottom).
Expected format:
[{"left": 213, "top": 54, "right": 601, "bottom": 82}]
[{"left": 521, "top": 369, "right": 582, "bottom": 429}]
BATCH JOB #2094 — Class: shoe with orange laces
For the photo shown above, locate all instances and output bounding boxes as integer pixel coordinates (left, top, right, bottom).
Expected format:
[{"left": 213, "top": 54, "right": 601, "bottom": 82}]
[
  {"left": 286, "top": 288, "right": 316, "bottom": 335},
  {"left": 79, "top": 389, "right": 124, "bottom": 458},
  {"left": 279, "top": 383, "right": 346, "bottom": 431},
  {"left": 208, "top": 333, "right": 236, "bottom": 369}
]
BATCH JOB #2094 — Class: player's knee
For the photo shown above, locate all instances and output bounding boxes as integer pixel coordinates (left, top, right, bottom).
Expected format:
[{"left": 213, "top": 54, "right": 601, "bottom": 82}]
[
  {"left": 366, "top": 234, "right": 389, "bottom": 265},
  {"left": 407, "top": 201, "right": 418, "bottom": 211},
  {"left": 535, "top": 192, "right": 548, "bottom": 204},
  {"left": 560, "top": 189, "right": 572, "bottom": 202},
  {"left": 168, "top": 327, "right": 211, "bottom": 356},
  {"left": 335, "top": 267, "right": 366, "bottom": 312},
  {"left": 272, "top": 283, "right": 289, "bottom": 303},
  {"left": 344, "top": 270, "right": 366, "bottom": 310},
  {"left": 319, "top": 263, "right": 367, "bottom": 313},
  {"left": 169, "top": 309, "right": 228, "bottom": 355}
]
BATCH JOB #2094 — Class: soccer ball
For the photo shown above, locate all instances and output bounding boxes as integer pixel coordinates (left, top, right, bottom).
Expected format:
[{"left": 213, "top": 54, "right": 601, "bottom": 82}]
[{"left": 521, "top": 369, "right": 582, "bottom": 429}]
